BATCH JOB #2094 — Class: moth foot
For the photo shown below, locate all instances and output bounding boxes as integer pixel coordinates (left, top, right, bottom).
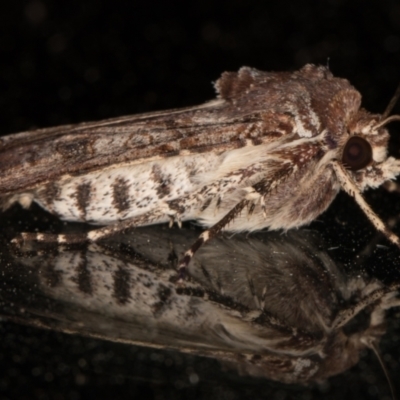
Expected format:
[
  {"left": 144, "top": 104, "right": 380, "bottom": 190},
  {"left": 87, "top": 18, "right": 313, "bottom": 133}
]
[
  {"left": 168, "top": 215, "right": 182, "bottom": 228},
  {"left": 168, "top": 265, "right": 188, "bottom": 286},
  {"left": 3, "top": 194, "right": 34, "bottom": 211}
]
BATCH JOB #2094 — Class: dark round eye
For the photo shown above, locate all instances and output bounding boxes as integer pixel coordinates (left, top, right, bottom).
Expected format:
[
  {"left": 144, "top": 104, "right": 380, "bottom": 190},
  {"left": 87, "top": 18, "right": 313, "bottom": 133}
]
[{"left": 342, "top": 136, "right": 373, "bottom": 171}]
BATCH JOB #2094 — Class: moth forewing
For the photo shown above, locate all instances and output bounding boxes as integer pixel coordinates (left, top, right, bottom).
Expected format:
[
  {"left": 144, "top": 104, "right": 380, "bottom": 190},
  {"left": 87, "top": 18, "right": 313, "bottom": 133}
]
[{"left": 2, "top": 64, "right": 400, "bottom": 271}]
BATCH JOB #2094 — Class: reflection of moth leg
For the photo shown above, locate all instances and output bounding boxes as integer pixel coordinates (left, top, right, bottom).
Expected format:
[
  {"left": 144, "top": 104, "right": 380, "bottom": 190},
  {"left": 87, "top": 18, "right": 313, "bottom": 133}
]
[{"left": 332, "top": 283, "right": 400, "bottom": 329}]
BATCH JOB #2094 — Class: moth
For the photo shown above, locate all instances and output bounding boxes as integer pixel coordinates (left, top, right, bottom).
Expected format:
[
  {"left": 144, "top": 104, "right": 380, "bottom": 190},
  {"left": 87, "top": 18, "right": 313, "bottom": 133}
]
[
  {"left": 5, "top": 227, "right": 400, "bottom": 386},
  {"left": 2, "top": 64, "right": 400, "bottom": 273}
]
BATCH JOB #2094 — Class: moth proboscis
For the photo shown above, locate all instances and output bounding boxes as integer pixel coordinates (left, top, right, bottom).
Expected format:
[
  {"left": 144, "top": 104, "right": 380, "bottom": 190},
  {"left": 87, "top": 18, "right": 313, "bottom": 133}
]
[{"left": 2, "top": 64, "right": 400, "bottom": 275}]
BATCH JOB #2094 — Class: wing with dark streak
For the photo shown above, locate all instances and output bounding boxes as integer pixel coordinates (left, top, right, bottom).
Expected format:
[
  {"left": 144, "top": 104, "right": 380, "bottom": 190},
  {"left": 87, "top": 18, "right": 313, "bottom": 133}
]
[
  {"left": 0, "top": 65, "right": 356, "bottom": 195},
  {"left": 0, "top": 99, "right": 294, "bottom": 194}
]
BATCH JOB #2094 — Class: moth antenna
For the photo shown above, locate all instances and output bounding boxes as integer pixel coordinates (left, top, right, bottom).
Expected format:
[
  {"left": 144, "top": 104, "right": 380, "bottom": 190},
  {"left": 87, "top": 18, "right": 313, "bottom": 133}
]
[
  {"left": 366, "top": 339, "right": 396, "bottom": 400},
  {"left": 381, "top": 82, "right": 400, "bottom": 120},
  {"left": 374, "top": 115, "right": 400, "bottom": 130}
]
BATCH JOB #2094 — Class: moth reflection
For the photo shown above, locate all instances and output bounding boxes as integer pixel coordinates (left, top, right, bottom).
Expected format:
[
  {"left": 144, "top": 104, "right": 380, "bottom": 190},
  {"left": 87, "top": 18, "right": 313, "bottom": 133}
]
[{"left": 4, "top": 227, "right": 400, "bottom": 385}]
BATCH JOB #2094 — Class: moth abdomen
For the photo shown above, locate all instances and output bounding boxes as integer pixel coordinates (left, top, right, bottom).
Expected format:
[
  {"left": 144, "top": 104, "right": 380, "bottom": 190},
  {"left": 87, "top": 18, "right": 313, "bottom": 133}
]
[{"left": 28, "top": 151, "right": 230, "bottom": 225}]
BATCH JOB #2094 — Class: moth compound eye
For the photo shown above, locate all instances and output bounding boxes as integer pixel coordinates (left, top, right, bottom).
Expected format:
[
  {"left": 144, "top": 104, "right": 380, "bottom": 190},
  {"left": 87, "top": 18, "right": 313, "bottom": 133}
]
[{"left": 342, "top": 136, "right": 373, "bottom": 171}]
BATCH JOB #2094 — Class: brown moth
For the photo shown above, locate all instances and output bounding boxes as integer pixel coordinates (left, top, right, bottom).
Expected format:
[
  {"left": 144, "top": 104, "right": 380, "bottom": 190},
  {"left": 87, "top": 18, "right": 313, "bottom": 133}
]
[{"left": 1, "top": 64, "right": 400, "bottom": 273}]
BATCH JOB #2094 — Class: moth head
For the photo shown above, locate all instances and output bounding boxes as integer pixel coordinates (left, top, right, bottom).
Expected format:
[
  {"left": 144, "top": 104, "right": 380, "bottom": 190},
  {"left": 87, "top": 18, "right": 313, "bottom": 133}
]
[
  {"left": 341, "top": 113, "right": 390, "bottom": 171},
  {"left": 341, "top": 85, "right": 400, "bottom": 174}
]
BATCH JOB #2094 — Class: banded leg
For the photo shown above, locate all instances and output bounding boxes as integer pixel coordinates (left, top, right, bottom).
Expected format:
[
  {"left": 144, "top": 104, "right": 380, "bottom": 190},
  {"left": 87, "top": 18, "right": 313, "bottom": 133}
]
[
  {"left": 12, "top": 208, "right": 174, "bottom": 246},
  {"left": 178, "top": 199, "right": 249, "bottom": 279},
  {"left": 178, "top": 165, "right": 295, "bottom": 278},
  {"left": 332, "top": 162, "right": 400, "bottom": 247}
]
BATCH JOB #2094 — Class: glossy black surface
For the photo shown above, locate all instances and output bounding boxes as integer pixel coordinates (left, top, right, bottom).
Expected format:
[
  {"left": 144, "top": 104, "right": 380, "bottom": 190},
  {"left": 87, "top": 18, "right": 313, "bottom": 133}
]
[{"left": 1, "top": 192, "right": 400, "bottom": 399}]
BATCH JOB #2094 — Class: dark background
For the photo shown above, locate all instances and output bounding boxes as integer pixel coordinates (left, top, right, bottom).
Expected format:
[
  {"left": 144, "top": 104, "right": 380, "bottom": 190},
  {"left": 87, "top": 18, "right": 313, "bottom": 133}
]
[
  {"left": 2, "top": 0, "right": 400, "bottom": 134},
  {"left": 1, "top": 1, "right": 400, "bottom": 400}
]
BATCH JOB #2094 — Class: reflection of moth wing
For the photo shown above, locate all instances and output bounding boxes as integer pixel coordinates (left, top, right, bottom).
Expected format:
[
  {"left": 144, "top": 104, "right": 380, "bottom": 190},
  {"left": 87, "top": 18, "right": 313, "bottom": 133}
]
[{"left": 7, "top": 228, "right": 400, "bottom": 384}]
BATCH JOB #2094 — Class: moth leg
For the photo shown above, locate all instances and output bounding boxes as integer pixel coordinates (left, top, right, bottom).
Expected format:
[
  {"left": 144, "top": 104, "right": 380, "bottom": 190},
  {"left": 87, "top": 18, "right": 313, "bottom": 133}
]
[
  {"left": 332, "top": 162, "right": 400, "bottom": 247},
  {"left": 0, "top": 193, "right": 34, "bottom": 212},
  {"left": 168, "top": 215, "right": 182, "bottom": 228},
  {"left": 12, "top": 231, "right": 88, "bottom": 245},
  {"left": 177, "top": 198, "right": 249, "bottom": 281},
  {"left": 12, "top": 208, "right": 178, "bottom": 245},
  {"left": 178, "top": 165, "right": 294, "bottom": 279}
]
